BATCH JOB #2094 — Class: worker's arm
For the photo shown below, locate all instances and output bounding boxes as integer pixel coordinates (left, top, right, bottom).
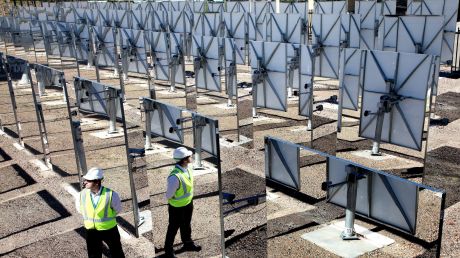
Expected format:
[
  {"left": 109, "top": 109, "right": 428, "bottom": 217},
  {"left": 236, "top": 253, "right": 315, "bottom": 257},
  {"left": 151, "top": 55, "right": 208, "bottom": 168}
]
[
  {"left": 111, "top": 191, "right": 122, "bottom": 214},
  {"left": 165, "top": 175, "right": 179, "bottom": 200}
]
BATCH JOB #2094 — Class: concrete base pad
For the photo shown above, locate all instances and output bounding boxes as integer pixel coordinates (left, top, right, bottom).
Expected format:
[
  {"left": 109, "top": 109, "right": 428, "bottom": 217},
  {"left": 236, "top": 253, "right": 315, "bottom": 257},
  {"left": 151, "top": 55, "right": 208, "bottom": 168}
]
[
  {"left": 290, "top": 125, "right": 309, "bottom": 132},
  {"left": 80, "top": 118, "right": 98, "bottom": 126},
  {"left": 351, "top": 150, "right": 394, "bottom": 161},
  {"left": 90, "top": 129, "right": 125, "bottom": 139},
  {"left": 42, "top": 100, "right": 67, "bottom": 106},
  {"left": 301, "top": 221, "right": 394, "bottom": 258},
  {"left": 254, "top": 115, "right": 286, "bottom": 125},
  {"left": 193, "top": 161, "right": 217, "bottom": 176},
  {"left": 266, "top": 191, "right": 280, "bottom": 201},
  {"left": 220, "top": 135, "right": 253, "bottom": 148},
  {"left": 145, "top": 143, "right": 169, "bottom": 155},
  {"left": 321, "top": 103, "right": 339, "bottom": 111},
  {"left": 13, "top": 142, "right": 26, "bottom": 151},
  {"left": 41, "top": 91, "right": 64, "bottom": 99},
  {"left": 212, "top": 103, "right": 236, "bottom": 110},
  {"left": 138, "top": 210, "right": 153, "bottom": 235},
  {"left": 29, "top": 159, "right": 54, "bottom": 178},
  {"left": 197, "top": 96, "right": 219, "bottom": 104}
]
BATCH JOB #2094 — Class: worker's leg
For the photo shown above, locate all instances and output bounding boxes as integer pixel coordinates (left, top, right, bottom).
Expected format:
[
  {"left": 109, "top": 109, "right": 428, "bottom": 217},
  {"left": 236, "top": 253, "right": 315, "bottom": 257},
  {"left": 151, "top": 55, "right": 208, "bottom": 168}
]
[
  {"left": 102, "top": 226, "right": 125, "bottom": 258},
  {"left": 165, "top": 204, "right": 181, "bottom": 255},
  {"left": 179, "top": 201, "right": 193, "bottom": 244},
  {"left": 86, "top": 228, "right": 103, "bottom": 258}
]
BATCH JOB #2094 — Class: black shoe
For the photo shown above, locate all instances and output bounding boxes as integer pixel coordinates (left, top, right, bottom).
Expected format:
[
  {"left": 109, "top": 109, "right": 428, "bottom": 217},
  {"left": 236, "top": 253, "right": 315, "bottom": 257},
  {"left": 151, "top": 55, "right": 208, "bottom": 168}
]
[{"left": 182, "top": 243, "right": 202, "bottom": 252}]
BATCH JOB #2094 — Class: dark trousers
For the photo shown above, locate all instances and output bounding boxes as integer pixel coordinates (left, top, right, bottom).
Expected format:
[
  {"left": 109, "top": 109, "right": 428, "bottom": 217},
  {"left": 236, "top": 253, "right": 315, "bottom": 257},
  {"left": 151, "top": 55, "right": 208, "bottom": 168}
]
[
  {"left": 86, "top": 226, "right": 125, "bottom": 258},
  {"left": 164, "top": 201, "right": 194, "bottom": 254}
]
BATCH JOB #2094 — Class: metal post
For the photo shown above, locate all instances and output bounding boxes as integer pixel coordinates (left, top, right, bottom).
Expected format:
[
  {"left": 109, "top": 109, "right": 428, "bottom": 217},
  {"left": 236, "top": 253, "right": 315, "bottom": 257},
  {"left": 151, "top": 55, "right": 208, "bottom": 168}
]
[
  {"left": 214, "top": 120, "right": 226, "bottom": 258},
  {"left": 193, "top": 118, "right": 204, "bottom": 169},
  {"left": 227, "top": 61, "right": 235, "bottom": 107},
  {"left": 118, "top": 94, "right": 141, "bottom": 237},
  {"left": 113, "top": 28, "right": 125, "bottom": 98},
  {"left": 127, "top": 150, "right": 140, "bottom": 237},
  {"left": 107, "top": 87, "right": 118, "bottom": 134},
  {"left": 4, "top": 57, "right": 24, "bottom": 146},
  {"left": 70, "top": 25, "right": 81, "bottom": 78},
  {"left": 121, "top": 40, "right": 129, "bottom": 82},
  {"left": 37, "top": 80, "right": 46, "bottom": 96},
  {"left": 436, "top": 192, "right": 446, "bottom": 258},
  {"left": 371, "top": 102, "right": 385, "bottom": 156},
  {"left": 95, "top": 53, "right": 101, "bottom": 82},
  {"left": 341, "top": 165, "right": 359, "bottom": 240},
  {"left": 143, "top": 99, "right": 153, "bottom": 150},
  {"left": 28, "top": 65, "right": 51, "bottom": 167},
  {"left": 29, "top": 23, "right": 39, "bottom": 64},
  {"left": 252, "top": 59, "right": 261, "bottom": 118},
  {"left": 72, "top": 120, "right": 88, "bottom": 178},
  {"left": 307, "top": 119, "right": 312, "bottom": 131},
  {"left": 170, "top": 55, "right": 177, "bottom": 92},
  {"left": 287, "top": 52, "right": 299, "bottom": 99}
]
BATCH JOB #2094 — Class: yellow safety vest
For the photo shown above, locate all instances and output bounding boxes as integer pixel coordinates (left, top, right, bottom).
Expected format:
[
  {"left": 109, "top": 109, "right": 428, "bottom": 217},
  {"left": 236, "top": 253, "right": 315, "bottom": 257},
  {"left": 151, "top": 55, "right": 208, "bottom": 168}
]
[
  {"left": 80, "top": 187, "right": 117, "bottom": 230},
  {"left": 168, "top": 166, "right": 194, "bottom": 207}
]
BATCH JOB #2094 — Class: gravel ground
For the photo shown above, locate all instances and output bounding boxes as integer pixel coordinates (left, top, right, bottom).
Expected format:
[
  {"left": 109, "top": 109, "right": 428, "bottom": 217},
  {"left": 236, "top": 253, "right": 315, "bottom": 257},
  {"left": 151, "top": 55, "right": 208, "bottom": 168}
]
[
  {"left": 0, "top": 148, "right": 11, "bottom": 162},
  {"left": 0, "top": 190, "right": 71, "bottom": 239},
  {"left": 222, "top": 168, "right": 267, "bottom": 257},
  {"left": 0, "top": 164, "right": 35, "bottom": 194},
  {"left": 423, "top": 146, "right": 460, "bottom": 207}
]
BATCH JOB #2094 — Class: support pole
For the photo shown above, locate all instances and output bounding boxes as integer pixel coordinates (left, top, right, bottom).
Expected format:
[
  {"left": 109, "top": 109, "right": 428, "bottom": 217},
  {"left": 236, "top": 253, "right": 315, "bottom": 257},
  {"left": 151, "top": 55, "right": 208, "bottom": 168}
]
[
  {"left": 252, "top": 60, "right": 262, "bottom": 118},
  {"left": 307, "top": 119, "right": 312, "bottom": 131},
  {"left": 127, "top": 149, "right": 141, "bottom": 237},
  {"left": 4, "top": 57, "right": 24, "bottom": 146},
  {"left": 193, "top": 120, "right": 204, "bottom": 169},
  {"left": 107, "top": 88, "right": 118, "bottom": 134},
  {"left": 72, "top": 120, "right": 88, "bottom": 178},
  {"left": 341, "top": 165, "right": 359, "bottom": 240},
  {"left": 287, "top": 51, "right": 299, "bottom": 99},
  {"left": 143, "top": 99, "right": 153, "bottom": 150},
  {"left": 95, "top": 53, "right": 101, "bottom": 82},
  {"left": 113, "top": 28, "right": 125, "bottom": 98},
  {"left": 147, "top": 65, "right": 156, "bottom": 99},
  {"left": 371, "top": 102, "right": 385, "bottom": 156},
  {"left": 170, "top": 55, "right": 177, "bottom": 92},
  {"left": 37, "top": 80, "right": 46, "bottom": 96},
  {"left": 227, "top": 61, "right": 236, "bottom": 107}
]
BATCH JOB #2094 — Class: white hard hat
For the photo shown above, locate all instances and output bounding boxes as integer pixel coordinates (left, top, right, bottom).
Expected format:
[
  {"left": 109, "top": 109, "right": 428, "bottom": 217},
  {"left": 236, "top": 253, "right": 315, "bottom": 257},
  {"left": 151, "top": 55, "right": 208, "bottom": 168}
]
[
  {"left": 83, "top": 167, "right": 104, "bottom": 180},
  {"left": 173, "top": 147, "right": 193, "bottom": 160}
]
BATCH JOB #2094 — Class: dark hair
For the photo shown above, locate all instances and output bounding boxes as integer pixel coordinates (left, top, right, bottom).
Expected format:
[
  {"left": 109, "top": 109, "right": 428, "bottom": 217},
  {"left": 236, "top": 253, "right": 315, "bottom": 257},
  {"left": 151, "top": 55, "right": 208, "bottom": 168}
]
[
  {"left": 92, "top": 179, "right": 102, "bottom": 187},
  {"left": 177, "top": 156, "right": 191, "bottom": 166}
]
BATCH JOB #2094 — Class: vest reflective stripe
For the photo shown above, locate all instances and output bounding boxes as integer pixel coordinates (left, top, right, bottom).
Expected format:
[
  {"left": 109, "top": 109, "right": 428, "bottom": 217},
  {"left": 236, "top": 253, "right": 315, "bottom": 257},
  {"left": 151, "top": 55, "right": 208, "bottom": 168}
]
[
  {"left": 80, "top": 187, "right": 117, "bottom": 230},
  {"left": 168, "top": 166, "right": 193, "bottom": 207}
]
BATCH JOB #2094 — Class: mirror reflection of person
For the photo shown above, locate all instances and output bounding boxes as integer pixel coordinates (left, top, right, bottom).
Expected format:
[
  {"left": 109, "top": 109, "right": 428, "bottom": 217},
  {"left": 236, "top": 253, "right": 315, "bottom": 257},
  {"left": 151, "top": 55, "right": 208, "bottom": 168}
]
[
  {"left": 75, "top": 167, "right": 125, "bottom": 258},
  {"left": 164, "top": 147, "right": 202, "bottom": 258}
]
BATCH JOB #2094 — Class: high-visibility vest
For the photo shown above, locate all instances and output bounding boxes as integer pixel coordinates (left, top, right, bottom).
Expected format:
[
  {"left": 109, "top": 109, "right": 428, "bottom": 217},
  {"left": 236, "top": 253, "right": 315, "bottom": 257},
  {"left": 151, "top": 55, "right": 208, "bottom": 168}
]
[
  {"left": 168, "top": 166, "right": 194, "bottom": 207},
  {"left": 80, "top": 187, "right": 117, "bottom": 230}
]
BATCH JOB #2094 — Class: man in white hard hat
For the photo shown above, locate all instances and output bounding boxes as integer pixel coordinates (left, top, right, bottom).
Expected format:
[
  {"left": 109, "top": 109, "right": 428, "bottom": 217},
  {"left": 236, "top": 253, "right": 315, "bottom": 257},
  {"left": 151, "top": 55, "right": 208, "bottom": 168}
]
[
  {"left": 164, "top": 147, "right": 202, "bottom": 258},
  {"left": 75, "top": 167, "right": 125, "bottom": 258}
]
